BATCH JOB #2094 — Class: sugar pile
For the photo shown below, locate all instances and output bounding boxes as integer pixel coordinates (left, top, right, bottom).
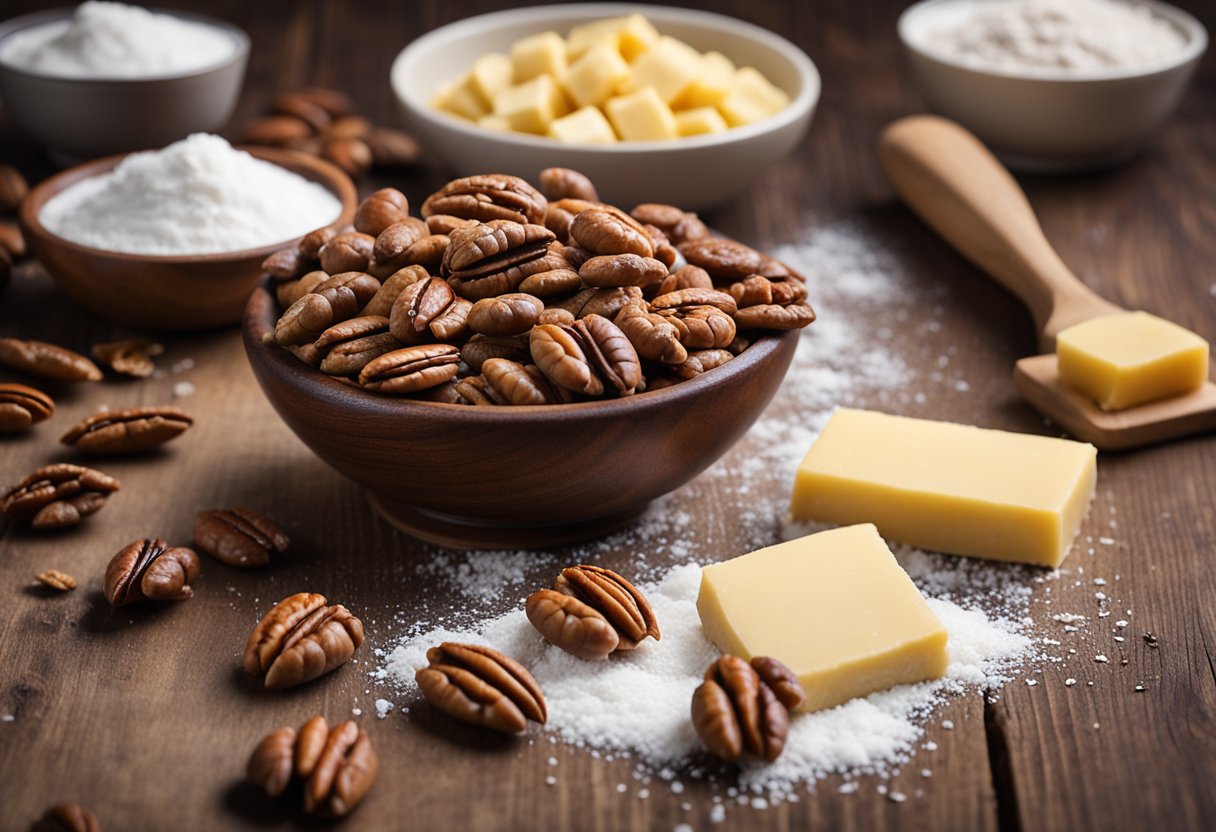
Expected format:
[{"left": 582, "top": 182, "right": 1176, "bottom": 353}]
[
  {"left": 924, "top": 0, "right": 1188, "bottom": 73},
  {"left": 40, "top": 134, "right": 342, "bottom": 255},
  {"left": 0, "top": 2, "right": 236, "bottom": 78}
]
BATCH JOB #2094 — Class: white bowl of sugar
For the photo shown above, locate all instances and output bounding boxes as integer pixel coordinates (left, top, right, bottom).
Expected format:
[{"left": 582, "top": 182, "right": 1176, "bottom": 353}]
[
  {"left": 0, "top": 2, "right": 249, "bottom": 161},
  {"left": 898, "top": 0, "right": 1208, "bottom": 171}
]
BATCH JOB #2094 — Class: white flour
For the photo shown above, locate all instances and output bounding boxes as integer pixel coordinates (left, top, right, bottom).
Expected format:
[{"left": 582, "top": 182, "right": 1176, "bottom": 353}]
[
  {"left": 0, "top": 2, "right": 235, "bottom": 78},
  {"left": 40, "top": 134, "right": 342, "bottom": 255},
  {"left": 924, "top": 0, "right": 1188, "bottom": 72}
]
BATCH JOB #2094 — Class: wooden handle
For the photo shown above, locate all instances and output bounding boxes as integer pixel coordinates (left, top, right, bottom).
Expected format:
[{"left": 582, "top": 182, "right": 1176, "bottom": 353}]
[{"left": 877, "top": 115, "right": 1121, "bottom": 351}]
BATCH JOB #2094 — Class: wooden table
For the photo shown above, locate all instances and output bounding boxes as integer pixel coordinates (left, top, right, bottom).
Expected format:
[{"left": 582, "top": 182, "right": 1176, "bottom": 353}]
[{"left": 2, "top": 2, "right": 1214, "bottom": 830}]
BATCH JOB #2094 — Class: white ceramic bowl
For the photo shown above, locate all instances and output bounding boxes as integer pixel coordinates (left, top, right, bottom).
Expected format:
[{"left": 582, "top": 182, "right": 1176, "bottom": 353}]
[
  {"left": 390, "top": 3, "right": 819, "bottom": 210},
  {"left": 898, "top": 0, "right": 1207, "bottom": 172}
]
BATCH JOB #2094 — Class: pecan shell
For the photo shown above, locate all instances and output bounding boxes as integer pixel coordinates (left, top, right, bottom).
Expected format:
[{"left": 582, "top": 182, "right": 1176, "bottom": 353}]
[
  {"left": 416, "top": 642, "right": 547, "bottom": 733},
  {"left": 244, "top": 592, "right": 364, "bottom": 689}
]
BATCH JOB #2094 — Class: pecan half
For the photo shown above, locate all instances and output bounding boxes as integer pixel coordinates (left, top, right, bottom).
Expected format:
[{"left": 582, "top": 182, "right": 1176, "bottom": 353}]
[
  {"left": 615, "top": 305, "right": 687, "bottom": 365},
  {"left": 657, "top": 264, "right": 714, "bottom": 296},
  {"left": 728, "top": 274, "right": 808, "bottom": 308},
  {"left": 460, "top": 334, "right": 531, "bottom": 373},
  {"left": 691, "top": 656, "right": 805, "bottom": 762},
  {"left": 478, "top": 358, "right": 568, "bottom": 405},
  {"left": 30, "top": 803, "right": 101, "bottom": 832},
  {"left": 678, "top": 238, "right": 770, "bottom": 281},
  {"left": 354, "top": 187, "right": 410, "bottom": 236},
  {"left": 244, "top": 592, "right": 364, "bottom": 689},
  {"left": 415, "top": 642, "right": 547, "bottom": 733},
  {"left": 368, "top": 218, "right": 430, "bottom": 278},
  {"left": 262, "top": 246, "right": 307, "bottom": 281},
  {"left": 364, "top": 127, "right": 421, "bottom": 168},
  {"left": 579, "top": 253, "right": 668, "bottom": 288},
  {"left": 733, "top": 302, "right": 817, "bottom": 331},
  {"left": 422, "top": 174, "right": 548, "bottom": 226},
  {"left": 275, "top": 272, "right": 380, "bottom": 346},
  {"left": 314, "top": 315, "right": 398, "bottom": 376},
  {"left": 442, "top": 220, "right": 555, "bottom": 284},
  {"left": 359, "top": 344, "right": 461, "bottom": 394},
  {"left": 0, "top": 383, "right": 53, "bottom": 432},
  {"left": 538, "top": 167, "right": 599, "bottom": 202},
  {"left": 360, "top": 265, "right": 428, "bottom": 317},
  {"left": 529, "top": 315, "right": 641, "bottom": 396},
  {"left": 0, "top": 163, "right": 29, "bottom": 213},
  {"left": 60, "top": 407, "right": 193, "bottom": 455},
  {"left": 318, "top": 232, "right": 375, "bottom": 274},
  {"left": 650, "top": 287, "right": 738, "bottom": 316},
  {"left": 388, "top": 277, "right": 457, "bottom": 343},
  {"left": 630, "top": 203, "right": 709, "bottom": 245},
  {"left": 569, "top": 208, "right": 653, "bottom": 258},
  {"left": 467, "top": 293, "right": 544, "bottom": 337},
  {"left": 2, "top": 464, "right": 120, "bottom": 529},
  {"left": 195, "top": 508, "right": 289, "bottom": 568},
  {"left": 103, "top": 538, "right": 200, "bottom": 606},
  {"left": 90, "top": 338, "right": 163, "bottom": 378},
  {"left": 248, "top": 715, "right": 378, "bottom": 818},
  {"left": 36, "top": 569, "right": 77, "bottom": 591},
  {"left": 672, "top": 349, "right": 734, "bottom": 379},
  {"left": 276, "top": 270, "right": 328, "bottom": 309},
  {"left": 526, "top": 565, "right": 660, "bottom": 660},
  {"left": 549, "top": 286, "right": 643, "bottom": 321},
  {"left": 0, "top": 338, "right": 101, "bottom": 382}
]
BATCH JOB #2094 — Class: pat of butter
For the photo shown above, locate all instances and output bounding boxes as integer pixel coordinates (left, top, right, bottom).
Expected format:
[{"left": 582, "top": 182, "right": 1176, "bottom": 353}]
[
  {"left": 549, "top": 106, "right": 618, "bottom": 144},
  {"left": 619, "top": 36, "right": 704, "bottom": 104},
  {"left": 432, "top": 74, "right": 488, "bottom": 121},
  {"left": 566, "top": 13, "right": 659, "bottom": 62},
  {"left": 790, "top": 409, "right": 1097, "bottom": 568},
  {"left": 675, "top": 106, "right": 729, "bottom": 136},
  {"left": 493, "top": 75, "right": 570, "bottom": 134},
  {"left": 512, "top": 31, "right": 567, "bottom": 84},
  {"left": 469, "top": 53, "right": 514, "bottom": 107},
  {"left": 1057, "top": 311, "right": 1209, "bottom": 411},
  {"left": 605, "top": 87, "right": 678, "bottom": 141},
  {"left": 697, "top": 524, "right": 948, "bottom": 712},
  {"left": 718, "top": 66, "right": 791, "bottom": 127},
  {"left": 673, "top": 50, "right": 736, "bottom": 109},
  {"left": 477, "top": 114, "right": 513, "bottom": 132},
  {"left": 561, "top": 43, "right": 631, "bottom": 109}
]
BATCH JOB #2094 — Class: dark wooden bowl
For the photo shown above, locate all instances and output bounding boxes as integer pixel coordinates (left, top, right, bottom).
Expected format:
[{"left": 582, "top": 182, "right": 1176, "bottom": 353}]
[
  {"left": 20, "top": 147, "right": 357, "bottom": 330},
  {"left": 243, "top": 283, "right": 800, "bottom": 548}
]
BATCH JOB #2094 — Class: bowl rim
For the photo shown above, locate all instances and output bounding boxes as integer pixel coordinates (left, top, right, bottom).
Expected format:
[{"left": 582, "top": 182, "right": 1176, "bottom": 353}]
[
  {"left": 244, "top": 279, "right": 801, "bottom": 419},
  {"left": 390, "top": 2, "right": 821, "bottom": 154},
  {"left": 19, "top": 145, "right": 357, "bottom": 265},
  {"left": 898, "top": 0, "right": 1209, "bottom": 83},
  {"left": 0, "top": 6, "right": 251, "bottom": 84}
]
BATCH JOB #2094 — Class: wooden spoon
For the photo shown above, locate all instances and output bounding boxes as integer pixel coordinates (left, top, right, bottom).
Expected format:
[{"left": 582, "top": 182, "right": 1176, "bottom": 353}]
[{"left": 877, "top": 114, "right": 1216, "bottom": 451}]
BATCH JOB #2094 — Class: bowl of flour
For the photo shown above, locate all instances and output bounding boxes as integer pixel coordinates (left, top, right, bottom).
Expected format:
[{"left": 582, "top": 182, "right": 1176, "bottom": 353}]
[
  {"left": 0, "top": 2, "right": 249, "bottom": 160},
  {"left": 20, "top": 134, "right": 356, "bottom": 330},
  {"left": 898, "top": 0, "right": 1207, "bottom": 171}
]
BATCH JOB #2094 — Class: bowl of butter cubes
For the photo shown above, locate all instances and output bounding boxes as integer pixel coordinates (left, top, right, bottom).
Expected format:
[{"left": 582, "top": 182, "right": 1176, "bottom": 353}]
[{"left": 390, "top": 4, "right": 819, "bottom": 209}]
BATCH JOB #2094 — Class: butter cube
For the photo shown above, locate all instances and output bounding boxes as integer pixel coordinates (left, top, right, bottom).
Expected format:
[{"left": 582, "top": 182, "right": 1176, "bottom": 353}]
[
  {"left": 493, "top": 75, "right": 570, "bottom": 134},
  {"left": 718, "top": 66, "right": 791, "bottom": 127},
  {"left": 566, "top": 14, "right": 659, "bottom": 62},
  {"left": 511, "top": 31, "right": 567, "bottom": 84},
  {"left": 673, "top": 51, "right": 736, "bottom": 109},
  {"left": 561, "top": 43, "right": 631, "bottom": 108},
  {"left": 469, "top": 52, "right": 514, "bottom": 107},
  {"left": 431, "top": 74, "right": 488, "bottom": 121},
  {"left": 615, "top": 13, "right": 661, "bottom": 62},
  {"left": 605, "top": 87, "right": 678, "bottom": 141},
  {"left": 790, "top": 409, "right": 1097, "bottom": 568},
  {"left": 548, "top": 106, "right": 618, "bottom": 144},
  {"left": 1057, "top": 311, "right": 1209, "bottom": 411},
  {"left": 618, "top": 36, "right": 703, "bottom": 104},
  {"left": 698, "top": 524, "right": 948, "bottom": 712},
  {"left": 675, "top": 106, "right": 728, "bottom": 136},
  {"left": 477, "top": 114, "right": 513, "bottom": 132}
]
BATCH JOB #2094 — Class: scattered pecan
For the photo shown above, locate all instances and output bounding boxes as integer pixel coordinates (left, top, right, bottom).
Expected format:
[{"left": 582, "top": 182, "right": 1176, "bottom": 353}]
[
  {"left": 30, "top": 803, "right": 101, "bottom": 832},
  {"left": 36, "top": 569, "right": 77, "bottom": 591},
  {"left": 2, "top": 464, "right": 120, "bottom": 529},
  {"left": 244, "top": 592, "right": 364, "bottom": 689},
  {"left": 90, "top": 338, "right": 164, "bottom": 378},
  {"left": 104, "top": 538, "right": 200, "bottom": 606},
  {"left": 691, "top": 655, "right": 805, "bottom": 762},
  {"left": 0, "top": 383, "right": 53, "bottom": 433},
  {"left": 248, "top": 715, "right": 378, "bottom": 818},
  {"left": 60, "top": 407, "right": 193, "bottom": 455},
  {"left": 0, "top": 338, "right": 101, "bottom": 382},
  {"left": 526, "top": 565, "right": 660, "bottom": 660},
  {"left": 416, "top": 642, "right": 547, "bottom": 733},
  {"left": 194, "top": 508, "right": 289, "bottom": 568}
]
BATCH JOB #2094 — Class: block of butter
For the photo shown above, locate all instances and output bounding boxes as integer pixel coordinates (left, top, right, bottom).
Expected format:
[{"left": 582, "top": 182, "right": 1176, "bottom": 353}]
[
  {"left": 790, "top": 409, "right": 1097, "bottom": 568},
  {"left": 1057, "top": 311, "right": 1209, "bottom": 412},
  {"left": 697, "top": 524, "right": 948, "bottom": 712}
]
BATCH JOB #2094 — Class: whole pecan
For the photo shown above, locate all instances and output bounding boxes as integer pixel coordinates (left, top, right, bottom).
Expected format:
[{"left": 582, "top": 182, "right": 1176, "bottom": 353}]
[
  {"left": 529, "top": 315, "right": 641, "bottom": 396},
  {"left": 538, "top": 167, "right": 599, "bottom": 202},
  {"left": 90, "top": 338, "right": 163, "bottom": 378},
  {"left": 275, "top": 272, "right": 380, "bottom": 346},
  {"left": 526, "top": 565, "right": 660, "bottom": 660},
  {"left": 678, "top": 237, "right": 775, "bottom": 281},
  {"left": 691, "top": 655, "right": 805, "bottom": 762},
  {"left": 354, "top": 187, "right": 410, "bottom": 236},
  {"left": 60, "top": 407, "right": 193, "bottom": 455},
  {"left": 569, "top": 208, "right": 653, "bottom": 258},
  {"left": 314, "top": 315, "right": 398, "bottom": 375},
  {"left": 422, "top": 174, "right": 547, "bottom": 226},
  {"left": 517, "top": 262, "right": 582, "bottom": 298},
  {"left": 0, "top": 338, "right": 101, "bottom": 382},
  {"left": 243, "top": 114, "right": 312, "bottom": 147},
  {"left": 244, "top": 592, "right": 364, "bottom": 689},
  {"left": 2, "top": 464, "right": 120, "bottom": 529},
  {"left": 194, "top": 508, "right": 289, "bottom": 567},
  {"left": 318, "top": 232, "right": 375, "bottom": 274},
  {"left": 103, "top": 538, "right": 200, "bottom": 606},
  {"left": 359, "top": 344, "right": 461, "bottom": 394},
  {"left": 30, "top": 803, "right": 101, "bottom": 832},
  {"left": 415, "top": 642, "right": 547, "bottom": 733},
  {"left": 0, "top": 383, "right": 53, "bottom": 433},
  {"left": 467, "top": 293, "right": 544, "bottom": 337},
  {"left": 248, "top": 715, "right": 378, "bottom": 819}
]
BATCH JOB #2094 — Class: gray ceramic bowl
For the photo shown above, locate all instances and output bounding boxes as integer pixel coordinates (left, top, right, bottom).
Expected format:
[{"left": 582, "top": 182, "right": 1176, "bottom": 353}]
[{"left": 0, "top": 7, "right": 248, "bottom": 161}]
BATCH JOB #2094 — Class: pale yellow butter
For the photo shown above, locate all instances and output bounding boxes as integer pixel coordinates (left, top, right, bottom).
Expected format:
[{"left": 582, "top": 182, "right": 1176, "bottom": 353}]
[
  {"left": 469, "top": 53, "right": 514, "bottom": 107},
  {"left": 549, "top": 106, "right": 618, "bottom": 144},
  {"left": 477, "top": 114, "right": 513, "bottom": 132},
  {"left": 697, "top": 524, "right": 949, "bottom": 712},
  {"left": 493, "top": 75, "right": 570, "bottom": 134},
  {"left": 618, "top": 36, "right": 704, "bottom": 104},
  {"left": 675, "top": 106, "right": 729, "bottom": 136},
  {"left": 432, "top": 74, "right": 488, "bottom": 121},
  {"left": 1057, "top": 311, "right": 1209, "bottom": 411},
  {"left": 561, "top": 43, "right": 631, "bottom": 109},
  {"left": 673, "top": 50, "right": 736, "bottom": 109},
  {"left": 566, "top": 13, "right": 659, "bottom": 62},
  {"left": 511, "top": 31, "right": 567, "bottom": 84},
  {"left": 605, "top": 87, "right": 677, "bottom": 141},
  {"left": 718, "top": 66, "right": 791, "bottom": 127},
  {"left": 790, "top": 409, "right": 1097, "bottom": 568}
]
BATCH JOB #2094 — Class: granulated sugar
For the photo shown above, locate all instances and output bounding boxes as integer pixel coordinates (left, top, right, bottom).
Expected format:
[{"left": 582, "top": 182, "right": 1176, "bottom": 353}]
[
  {"left": 0, "top": 2, "right": 236, "bottom": 78},
  {"left": 40, "top": 134, "right": 341, "bottom": 255}
]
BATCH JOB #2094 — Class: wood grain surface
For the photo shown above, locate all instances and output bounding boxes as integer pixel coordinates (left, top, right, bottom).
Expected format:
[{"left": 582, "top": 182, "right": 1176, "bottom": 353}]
[{"left": 2, "top": 2, "right": 1214, "bottom": 831}]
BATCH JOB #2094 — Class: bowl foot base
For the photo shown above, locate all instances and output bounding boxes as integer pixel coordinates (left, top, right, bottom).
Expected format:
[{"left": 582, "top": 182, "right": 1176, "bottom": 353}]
[{"left": 367, "top": 493, "right": 649, "bottom": 550}]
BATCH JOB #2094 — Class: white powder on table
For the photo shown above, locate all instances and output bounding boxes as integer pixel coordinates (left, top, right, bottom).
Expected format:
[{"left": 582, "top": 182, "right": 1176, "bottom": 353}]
[
  {"left": 0, "top": 2, "right": 235, "bottom": 78},
  {"left": 924, "top": 0, "right": 1188, "bottom": 73},
  {"left": 40, "top": 134, "right": 342, "bottom": 255}
]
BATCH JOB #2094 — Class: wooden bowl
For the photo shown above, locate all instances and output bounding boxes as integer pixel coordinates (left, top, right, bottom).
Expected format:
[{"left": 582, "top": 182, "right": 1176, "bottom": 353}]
[
  {"left": 243, "top": 283, "right": 800, "bottom": 549},
  {"left": 20, "top": 147, "right": 357, "bottom": 330}
]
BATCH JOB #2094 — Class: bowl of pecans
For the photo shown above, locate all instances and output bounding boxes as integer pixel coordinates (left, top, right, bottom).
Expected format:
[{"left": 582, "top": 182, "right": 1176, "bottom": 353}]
[{"left": 243, "top": 169, "right": 814, "bottom": 548}]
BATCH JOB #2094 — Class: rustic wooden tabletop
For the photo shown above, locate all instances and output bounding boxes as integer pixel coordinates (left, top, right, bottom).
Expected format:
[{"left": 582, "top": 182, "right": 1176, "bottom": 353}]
[{"left": 1, "top": 1, "right": 1214, "bottom": 830}]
